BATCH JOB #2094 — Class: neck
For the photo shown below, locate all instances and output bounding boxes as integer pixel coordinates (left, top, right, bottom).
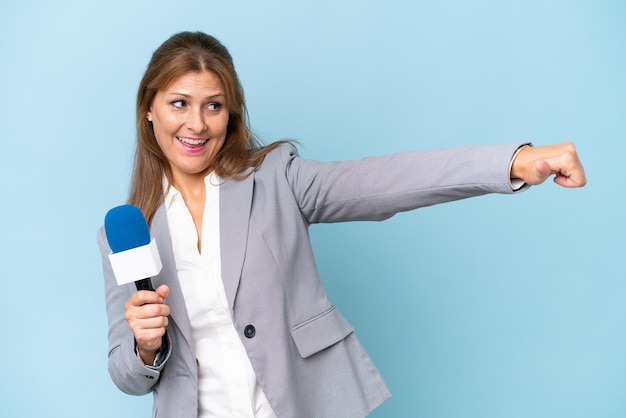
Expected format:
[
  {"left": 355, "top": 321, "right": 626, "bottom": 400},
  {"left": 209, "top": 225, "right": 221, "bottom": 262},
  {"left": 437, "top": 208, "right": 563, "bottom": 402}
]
[
  {"left": 169, "top": 172, "right": 208, "bottom": 253},
  {"left": 169, "top": 168, "right": 211, "bottom": 198}
]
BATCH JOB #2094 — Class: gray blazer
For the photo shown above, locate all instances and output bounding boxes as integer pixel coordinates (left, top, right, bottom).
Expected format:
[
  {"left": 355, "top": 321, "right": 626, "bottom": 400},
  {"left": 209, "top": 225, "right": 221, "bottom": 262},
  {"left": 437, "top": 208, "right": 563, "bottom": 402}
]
[{"left": 98, "top": 143, "right": 525, "bottom": 417}]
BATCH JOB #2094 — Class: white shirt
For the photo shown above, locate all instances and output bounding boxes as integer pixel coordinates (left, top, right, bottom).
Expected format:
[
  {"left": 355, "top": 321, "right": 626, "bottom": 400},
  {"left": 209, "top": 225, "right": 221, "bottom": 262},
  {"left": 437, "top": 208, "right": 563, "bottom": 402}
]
[{"left": 164, "top": 173, "right": 277, "bottom": 418}]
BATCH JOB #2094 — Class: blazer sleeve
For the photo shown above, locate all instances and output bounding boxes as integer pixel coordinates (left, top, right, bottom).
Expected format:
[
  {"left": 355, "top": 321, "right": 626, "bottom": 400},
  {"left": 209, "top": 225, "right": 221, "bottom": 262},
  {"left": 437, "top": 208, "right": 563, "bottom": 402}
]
[
  {"left": 97, "top": 226, "right": 172, "bottom": 396},
  {"left": 277, "top": 143, "right": 529, "bottom": 224}
]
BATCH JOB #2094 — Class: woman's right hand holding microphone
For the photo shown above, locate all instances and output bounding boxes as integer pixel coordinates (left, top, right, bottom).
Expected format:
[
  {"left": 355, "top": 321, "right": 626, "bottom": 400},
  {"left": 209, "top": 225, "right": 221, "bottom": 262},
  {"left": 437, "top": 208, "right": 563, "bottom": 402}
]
[{"left": 125, "top": 284, "right": 170, "bottom": 365}]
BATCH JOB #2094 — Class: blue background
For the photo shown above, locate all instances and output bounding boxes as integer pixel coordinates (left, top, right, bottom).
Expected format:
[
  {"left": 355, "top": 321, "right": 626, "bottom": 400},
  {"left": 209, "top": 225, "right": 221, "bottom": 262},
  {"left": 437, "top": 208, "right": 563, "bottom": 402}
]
[{"left": 0, "top": 1, "right": 624, "bottom": 417}]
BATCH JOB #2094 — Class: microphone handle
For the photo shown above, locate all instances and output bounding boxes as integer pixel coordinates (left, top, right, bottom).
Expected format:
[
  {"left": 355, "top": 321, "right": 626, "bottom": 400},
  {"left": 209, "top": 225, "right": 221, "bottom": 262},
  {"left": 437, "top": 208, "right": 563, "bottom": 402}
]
[{"left": 135, "top": 278, "right": 155, "bottom": 291}]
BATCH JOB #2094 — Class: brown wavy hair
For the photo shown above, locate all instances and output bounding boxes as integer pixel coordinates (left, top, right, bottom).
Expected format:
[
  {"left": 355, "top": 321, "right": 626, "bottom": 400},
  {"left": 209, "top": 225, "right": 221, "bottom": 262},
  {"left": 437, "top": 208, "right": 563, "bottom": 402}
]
[{"left": 128, "top": 31, "right": 285, "bottom": 224}]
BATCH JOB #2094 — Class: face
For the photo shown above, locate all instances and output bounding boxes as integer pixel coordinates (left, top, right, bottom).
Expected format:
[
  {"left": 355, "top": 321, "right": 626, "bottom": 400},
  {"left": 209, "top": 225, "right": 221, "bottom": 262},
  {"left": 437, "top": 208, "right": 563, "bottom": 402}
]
[{"left": 147, "top": 70, "right": 229, "bottom": 186}]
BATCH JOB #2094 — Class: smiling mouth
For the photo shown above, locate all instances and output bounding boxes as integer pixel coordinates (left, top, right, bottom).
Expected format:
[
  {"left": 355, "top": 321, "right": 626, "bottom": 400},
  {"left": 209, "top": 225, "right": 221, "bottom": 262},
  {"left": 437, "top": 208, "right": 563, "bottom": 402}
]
[{"left": 177, "top": 136, "right": 208, "bottom": 146}]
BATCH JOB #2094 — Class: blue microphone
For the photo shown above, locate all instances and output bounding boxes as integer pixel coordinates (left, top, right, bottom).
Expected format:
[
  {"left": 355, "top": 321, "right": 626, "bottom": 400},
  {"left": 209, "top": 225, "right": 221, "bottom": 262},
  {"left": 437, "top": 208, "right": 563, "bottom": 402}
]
[{"left": 104, "top": 205, "right": 160, "bottom": 291}]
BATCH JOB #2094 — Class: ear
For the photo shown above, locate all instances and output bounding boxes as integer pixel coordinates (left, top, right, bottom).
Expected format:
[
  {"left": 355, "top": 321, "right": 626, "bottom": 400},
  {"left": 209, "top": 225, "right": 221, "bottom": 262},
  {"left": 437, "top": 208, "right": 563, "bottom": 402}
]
[{"left": 146, "top": 112, "right": 153, "bottom": 122}]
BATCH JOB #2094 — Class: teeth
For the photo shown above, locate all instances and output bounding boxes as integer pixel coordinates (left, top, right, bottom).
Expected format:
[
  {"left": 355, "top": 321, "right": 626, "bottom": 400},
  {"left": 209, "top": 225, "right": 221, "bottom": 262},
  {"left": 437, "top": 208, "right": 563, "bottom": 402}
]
[{"left": 178, "top": 137, "right": 208, "bottom": 146}]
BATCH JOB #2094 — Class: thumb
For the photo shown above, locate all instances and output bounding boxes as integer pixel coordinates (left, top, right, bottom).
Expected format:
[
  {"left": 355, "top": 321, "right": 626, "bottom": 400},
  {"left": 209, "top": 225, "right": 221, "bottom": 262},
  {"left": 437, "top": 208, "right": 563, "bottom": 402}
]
[
  {"left": 155, "top": 284, "right": 170, "bottom": 302},
  {"left": 532, "top": 160, "right": 553, "bottom": 185}
]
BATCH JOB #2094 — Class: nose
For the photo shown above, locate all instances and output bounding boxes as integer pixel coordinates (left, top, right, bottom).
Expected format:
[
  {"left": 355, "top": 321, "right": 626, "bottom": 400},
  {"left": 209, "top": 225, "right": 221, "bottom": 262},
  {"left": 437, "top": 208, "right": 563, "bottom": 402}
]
[{"left": 185, "top": 108, "right": 207, "bottom": 133}]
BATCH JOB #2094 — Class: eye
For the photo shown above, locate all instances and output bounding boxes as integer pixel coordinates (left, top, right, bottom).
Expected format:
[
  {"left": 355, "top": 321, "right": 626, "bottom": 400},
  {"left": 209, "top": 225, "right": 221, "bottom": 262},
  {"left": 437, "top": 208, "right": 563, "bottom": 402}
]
[
  {"left": 207, "top": 102, "right": 222, "bottom": 111},
  {"left": 171, "top": 100, "right": 186, "bottom": 109}
]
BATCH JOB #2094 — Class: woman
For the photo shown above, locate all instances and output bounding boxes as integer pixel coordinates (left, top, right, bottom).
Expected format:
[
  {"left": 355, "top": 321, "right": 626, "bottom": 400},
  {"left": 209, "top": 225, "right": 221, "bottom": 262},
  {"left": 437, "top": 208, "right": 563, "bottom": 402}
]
[{"left": 98, "top": 31, "right": 585, "bottom": 418}]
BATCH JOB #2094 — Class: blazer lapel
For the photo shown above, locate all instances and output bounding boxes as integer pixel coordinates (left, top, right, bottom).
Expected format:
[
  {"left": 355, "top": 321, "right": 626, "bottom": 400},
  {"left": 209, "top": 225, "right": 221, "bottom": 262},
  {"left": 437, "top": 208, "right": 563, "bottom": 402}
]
[
  {"left": 151, "top": 205, "right": 193, "bottom": 349},
  {"left": 219, "top": 172, "right": 254, "bottom": 311}
]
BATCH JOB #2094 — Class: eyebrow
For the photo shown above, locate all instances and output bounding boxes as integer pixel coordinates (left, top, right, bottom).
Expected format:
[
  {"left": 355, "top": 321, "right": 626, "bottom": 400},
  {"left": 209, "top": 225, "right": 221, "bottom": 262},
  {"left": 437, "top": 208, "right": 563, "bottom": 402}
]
[{"left": 168, "top": 92, "right": 225, "bottom": 100}]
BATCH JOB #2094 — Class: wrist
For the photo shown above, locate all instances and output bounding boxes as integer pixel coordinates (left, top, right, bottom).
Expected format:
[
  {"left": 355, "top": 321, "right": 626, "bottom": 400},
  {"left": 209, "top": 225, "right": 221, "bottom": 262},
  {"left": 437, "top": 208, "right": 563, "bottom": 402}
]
[
  {"left": 510, "top": 144, "right": 531, "bottom": 182},
  {"left": 136, "top": 343, "right": 160, "bottom": 366}
]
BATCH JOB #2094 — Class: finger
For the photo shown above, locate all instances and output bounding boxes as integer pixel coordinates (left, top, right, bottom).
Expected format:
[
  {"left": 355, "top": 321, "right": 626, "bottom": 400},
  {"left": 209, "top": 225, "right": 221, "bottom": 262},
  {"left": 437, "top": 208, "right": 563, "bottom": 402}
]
[
  {"left": 130, "top": 315, "right": 169, "bottom": 331},
  {"left": 135, "top": 327, "right": 167, "bottom": 352},
  {"left": 155, "top": 284, "right": 170, "bottom": 301},
  {"left": 126, "top": 312, "right": 169, "bottom": 344},
  {"left": 563, "top": 165, "right": 586, "bottom": 188},
  {"left": 553, "top": 171, "right": 586, "bottom": 188},
  {"left": 126, "top": 302, "right": 171, "bottom": 320},
  {"left": 126, "top": 289, "right": 166, "bottom": 308},
  {"left": 548, "top": 152, "right": 587, "bottom": 188}
]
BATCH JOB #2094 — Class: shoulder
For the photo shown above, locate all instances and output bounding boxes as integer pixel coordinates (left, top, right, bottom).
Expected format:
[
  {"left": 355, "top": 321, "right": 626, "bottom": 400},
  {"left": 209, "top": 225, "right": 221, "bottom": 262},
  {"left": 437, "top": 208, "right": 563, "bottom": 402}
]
[
  {"left": 265, "top": 141, "right": 299, "bottom": 161},
  {"left": 255, "top": 141, "right": 300, "bottom": 172}
]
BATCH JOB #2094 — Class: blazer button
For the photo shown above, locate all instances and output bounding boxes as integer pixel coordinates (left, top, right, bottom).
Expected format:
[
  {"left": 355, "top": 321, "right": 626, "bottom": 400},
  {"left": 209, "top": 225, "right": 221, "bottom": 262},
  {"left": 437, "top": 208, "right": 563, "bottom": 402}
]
[{"left": 244, "top": 325, "right": 256, "bottom": 338}]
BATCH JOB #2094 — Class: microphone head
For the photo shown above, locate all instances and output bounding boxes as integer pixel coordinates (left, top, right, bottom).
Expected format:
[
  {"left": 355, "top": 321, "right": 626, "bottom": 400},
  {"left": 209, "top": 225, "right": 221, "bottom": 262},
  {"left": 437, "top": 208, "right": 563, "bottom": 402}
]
[{"left": 104, "top": 205, "right": 150, "bottom": 253}]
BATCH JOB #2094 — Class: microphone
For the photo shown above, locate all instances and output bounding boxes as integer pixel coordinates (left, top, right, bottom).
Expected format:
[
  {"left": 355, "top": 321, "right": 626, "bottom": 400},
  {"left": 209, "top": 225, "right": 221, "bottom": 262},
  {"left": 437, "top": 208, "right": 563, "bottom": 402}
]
[{"left": 104, "top": 204, "right": 162, "bottom": 291}]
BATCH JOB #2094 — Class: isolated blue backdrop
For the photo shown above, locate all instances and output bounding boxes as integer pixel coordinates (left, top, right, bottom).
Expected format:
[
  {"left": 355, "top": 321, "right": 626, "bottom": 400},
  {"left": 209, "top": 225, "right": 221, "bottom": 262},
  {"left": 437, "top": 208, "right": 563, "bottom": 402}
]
[{"left": 0, "top": 1, "right": 624, "bottom": 417}]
